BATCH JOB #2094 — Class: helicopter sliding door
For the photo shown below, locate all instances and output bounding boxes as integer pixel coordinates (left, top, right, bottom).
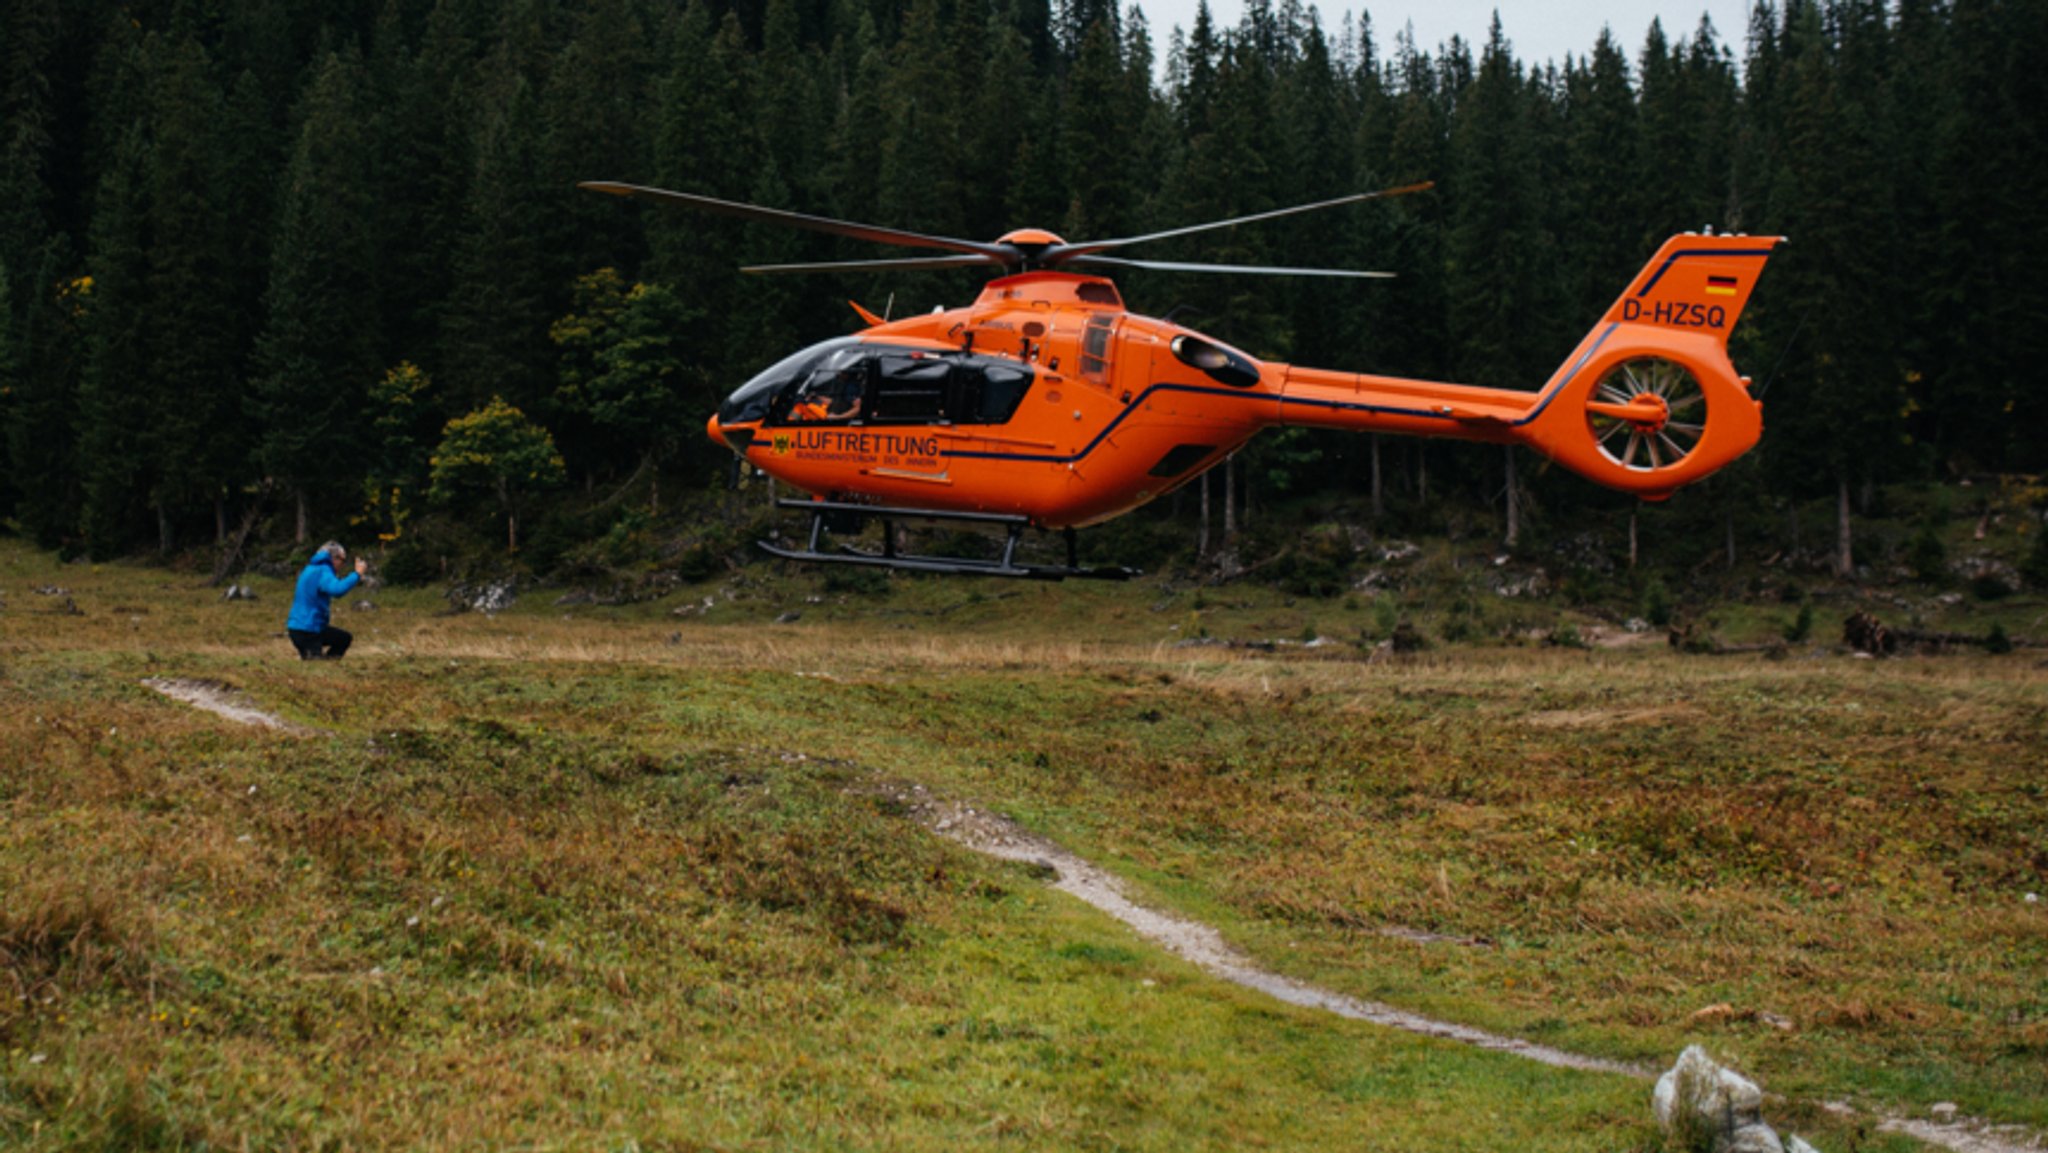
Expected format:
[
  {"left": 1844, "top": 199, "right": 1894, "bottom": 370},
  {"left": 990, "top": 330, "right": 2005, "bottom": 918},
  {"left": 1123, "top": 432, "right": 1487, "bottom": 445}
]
[
  {"left": 957, "top": 360, "right": 1032, "bottom": 423},
  {"left": 864, "top": 350, "right": 1034, "bottom": 426},
  {"left": 868, "top": 354, "right": 951, "bottom": 422}
]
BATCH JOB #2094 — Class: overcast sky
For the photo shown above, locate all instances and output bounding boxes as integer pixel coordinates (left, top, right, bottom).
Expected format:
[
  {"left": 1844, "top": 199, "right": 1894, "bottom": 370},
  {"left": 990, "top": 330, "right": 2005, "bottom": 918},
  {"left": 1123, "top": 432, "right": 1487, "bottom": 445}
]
[{"left": 1135, "top": 2, "right": 1755, "bottom": 72}]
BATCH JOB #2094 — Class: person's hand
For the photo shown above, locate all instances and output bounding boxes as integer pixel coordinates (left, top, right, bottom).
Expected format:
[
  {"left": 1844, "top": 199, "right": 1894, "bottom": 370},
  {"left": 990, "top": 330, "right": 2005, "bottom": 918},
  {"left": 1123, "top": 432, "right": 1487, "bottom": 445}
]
[{"left": 354, "top": 557, "right": 369, "bottom": 576}]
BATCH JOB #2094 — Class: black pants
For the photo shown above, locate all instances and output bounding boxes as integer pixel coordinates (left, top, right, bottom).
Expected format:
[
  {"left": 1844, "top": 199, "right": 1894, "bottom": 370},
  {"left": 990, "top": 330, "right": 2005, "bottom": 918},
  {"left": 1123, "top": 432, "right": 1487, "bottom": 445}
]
[{"left": 289, "top": 626, "right": 352, "bottom": 660}]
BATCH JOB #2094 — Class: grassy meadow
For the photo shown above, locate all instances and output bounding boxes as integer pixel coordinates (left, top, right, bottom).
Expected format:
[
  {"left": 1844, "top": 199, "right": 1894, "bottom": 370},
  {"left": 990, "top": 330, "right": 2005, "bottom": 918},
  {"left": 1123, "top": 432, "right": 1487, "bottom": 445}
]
[{"left": 2, "top": 538, "right": 2044, "bottom": 1150}]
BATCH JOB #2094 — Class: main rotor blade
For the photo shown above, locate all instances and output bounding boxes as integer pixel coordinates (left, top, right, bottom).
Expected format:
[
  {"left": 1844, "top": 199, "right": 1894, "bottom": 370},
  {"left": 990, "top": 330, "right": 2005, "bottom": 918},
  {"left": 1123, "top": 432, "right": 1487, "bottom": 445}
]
[
  {"left": 1068, "top": 255, "right": 1396, "bottom": 279},
  {"left": 579, "top": 181, "right": 1011, "bottom": 260},
  {"left": 742, "top": 254, "right": 1005, "bottom": 274},
  {"left": 1046, "top": 181, "right": 1434, "bottom": 263}
]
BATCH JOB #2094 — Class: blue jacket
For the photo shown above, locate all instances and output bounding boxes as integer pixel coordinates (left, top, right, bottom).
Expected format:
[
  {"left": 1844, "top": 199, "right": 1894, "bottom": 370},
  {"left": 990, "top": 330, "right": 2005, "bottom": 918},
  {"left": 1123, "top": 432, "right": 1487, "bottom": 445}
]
[{"left": 287, "top": 550, "right": 361, "bottom": 632}]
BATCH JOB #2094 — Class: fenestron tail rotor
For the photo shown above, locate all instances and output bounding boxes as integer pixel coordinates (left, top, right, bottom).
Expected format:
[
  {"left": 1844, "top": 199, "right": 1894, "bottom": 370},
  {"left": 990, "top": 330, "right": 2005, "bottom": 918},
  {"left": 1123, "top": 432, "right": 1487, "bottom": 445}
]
[{"left": 581, "top": 179, "right": 1433, "bottom": 278}]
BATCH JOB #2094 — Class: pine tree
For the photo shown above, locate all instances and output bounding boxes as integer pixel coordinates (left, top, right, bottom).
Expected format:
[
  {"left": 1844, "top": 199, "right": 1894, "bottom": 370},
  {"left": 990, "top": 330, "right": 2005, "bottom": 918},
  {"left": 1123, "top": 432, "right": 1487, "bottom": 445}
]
[
  {"left": 1561, "top": 29, "right": 1639, "bottom": 319},
  {"left": 4, "top": 239, "right": 85, "bottom": 550},
  {"left": 0, "top": 0, "right": 60, "bottom": 289},
  {"left": 1060, "top": 18, "right": 1138, "bottom": 241},
  {"left": 366, "top": 0, "right": 459, "bottom": 366},
  {"left": 251, "top": 51, "right": 382, "bottom": 541},
  {"left": 77, "top": 119, "right": 151, "bottom": 557},
  {"left": 650, "top": 4, "right": 755, "bottom": 382},
  {"left": 1760, "top": 2, "right": 1903, "bottom": 573},
  {"left": 142, "top": 33, "right": 241, "bottom": 550},
  {"left": 539, "top": 0, "right": 652, "bottom": 286},
  {"left": 440, "top": 43, "right": 554, "bottom": 411},
  {"left": 0, "top": 260, "right": 16, "bottom": 518},
  {"left": 1445, "top": 16, "right": 1545, "bottom": 390}
]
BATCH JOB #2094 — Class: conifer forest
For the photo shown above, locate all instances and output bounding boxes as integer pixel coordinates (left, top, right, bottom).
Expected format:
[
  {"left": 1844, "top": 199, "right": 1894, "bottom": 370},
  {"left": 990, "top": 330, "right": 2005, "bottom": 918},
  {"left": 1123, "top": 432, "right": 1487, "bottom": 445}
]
[{"left": 0, "top": 0, "right": 2044, "bottom": 571}]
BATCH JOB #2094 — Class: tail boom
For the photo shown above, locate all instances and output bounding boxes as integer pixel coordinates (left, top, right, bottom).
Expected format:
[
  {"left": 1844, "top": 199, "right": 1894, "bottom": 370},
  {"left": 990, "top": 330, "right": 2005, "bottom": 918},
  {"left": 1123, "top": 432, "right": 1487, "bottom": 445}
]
[{"left": 1273, "top": 233, "right": 1783, "bottom": 499}]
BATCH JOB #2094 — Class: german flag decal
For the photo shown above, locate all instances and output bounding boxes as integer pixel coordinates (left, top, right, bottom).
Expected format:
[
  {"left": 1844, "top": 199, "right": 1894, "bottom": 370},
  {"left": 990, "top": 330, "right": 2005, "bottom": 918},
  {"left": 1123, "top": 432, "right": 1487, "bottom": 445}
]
[{"left": 1705, "top": 275, "right": 1739, "bottom": 297}]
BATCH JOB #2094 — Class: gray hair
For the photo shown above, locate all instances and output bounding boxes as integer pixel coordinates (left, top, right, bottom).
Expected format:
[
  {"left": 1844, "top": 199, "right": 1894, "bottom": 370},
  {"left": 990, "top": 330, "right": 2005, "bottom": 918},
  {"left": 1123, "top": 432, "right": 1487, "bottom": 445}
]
[{"left": 319, "top": 540, "right": 346, "bottom": 559}]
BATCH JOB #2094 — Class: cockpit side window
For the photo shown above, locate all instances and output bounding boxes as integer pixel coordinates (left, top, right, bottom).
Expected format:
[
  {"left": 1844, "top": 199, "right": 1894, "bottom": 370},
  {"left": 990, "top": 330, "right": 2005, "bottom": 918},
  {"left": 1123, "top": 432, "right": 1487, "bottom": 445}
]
[
  {"left": 1080, "top": 314, "right": 1115, "bottom": 382},
  {"left": 781, "top": 347, "right": 870, "bottom": 424}
]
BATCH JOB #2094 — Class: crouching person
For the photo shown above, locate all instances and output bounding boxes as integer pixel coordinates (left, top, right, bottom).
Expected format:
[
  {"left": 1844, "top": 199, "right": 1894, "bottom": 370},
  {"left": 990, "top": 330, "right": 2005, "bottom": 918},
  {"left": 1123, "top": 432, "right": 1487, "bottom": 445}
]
[{"left": 288, "top": 541, "right": 367, "bottom": 660}]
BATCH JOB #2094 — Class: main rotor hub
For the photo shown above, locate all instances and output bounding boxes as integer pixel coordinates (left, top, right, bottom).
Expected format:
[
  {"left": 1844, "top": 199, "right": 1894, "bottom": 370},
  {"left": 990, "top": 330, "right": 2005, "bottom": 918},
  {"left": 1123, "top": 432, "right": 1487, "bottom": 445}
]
[{"left": 996, "top": 228, "right": 1067, "bottom": 248}]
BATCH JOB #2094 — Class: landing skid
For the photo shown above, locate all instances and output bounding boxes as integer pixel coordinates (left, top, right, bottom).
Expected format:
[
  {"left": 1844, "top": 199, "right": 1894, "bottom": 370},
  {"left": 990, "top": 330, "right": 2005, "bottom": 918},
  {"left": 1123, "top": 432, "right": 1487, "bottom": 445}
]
[{"left": 760, "top": 499, "right": 1139, "bottom": 581}]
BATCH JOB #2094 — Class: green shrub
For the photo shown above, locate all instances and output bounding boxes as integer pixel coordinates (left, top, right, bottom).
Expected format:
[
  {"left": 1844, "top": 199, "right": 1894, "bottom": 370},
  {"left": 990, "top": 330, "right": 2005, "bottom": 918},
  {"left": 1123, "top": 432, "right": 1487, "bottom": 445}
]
[
  {"left": 1640, "top": 577, "right": 1673, "bottom": 628},
  {"left": 1371, "top": 594, "right": 1399, "bottom": 638},
  {"left": 1971, "top": 571, "right": 2013, "bottom": 601},
  {"left": 1561, "top": 566, "right": 1613, "bottom": 607},
  {"left": 381, "top": 538, "right": 438, "bottom": 586},
  {"left": 1907, "top": 527, "right": 1948, "bottom": 584},
  {"left": 1545, "top": 620, "right": 1588, "bottom": 649},
  {"left": 1440, "top": 594, "right": 1483, "bottom": 644},
  {"left": 1783, "top": 601, "right": 1813, "bottom": 644},
  {"left": 1268, "top": 525, "right": 1356, "bottom": 598},
  {"left": 822, "top": 565, "right": 891, "bottom": 596},
  {"left": 2022, "top": 525, "right": 2048, "bottom": 589}
]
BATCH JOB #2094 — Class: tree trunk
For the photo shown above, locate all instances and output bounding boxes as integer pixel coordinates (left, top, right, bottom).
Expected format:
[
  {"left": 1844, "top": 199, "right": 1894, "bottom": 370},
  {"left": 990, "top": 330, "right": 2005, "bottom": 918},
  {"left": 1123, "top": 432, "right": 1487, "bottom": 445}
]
[
  {"left": 1789, "top": 503, "right": 1801, "bottom": 556},
  {"left": 508, "top": 511, "right": 518, "bottom": 553},
  {"left": 210, "top": 491, "right": 269, "bottom": 587},
  {"left": 649, "top": 456, "right": 660, "bottom": 516},
  {"left": 1724, "top": 504, "right": 1737, "bottom": 569},
  {"left": 157, "top": 505, "right": 174, "bottom": 556},
  {"left": 1370, "top": 434, "right": 1384, "bottom": 519},
  {"left": 1223, "top": 454, "right": 1237, "bottom": 539},
  {"left": 215, "top": 497, "right": 227, "bottom": 546},
  {"left": 295, "top": 490, "right": 308, "bottom": 544},
  {"left": 1198, "top": 470, "right": 1211, "bottom": 559},
  {"left": 1628, "top": 504, "right": 1639, "bottom": 569},
  {"left": 1836, "top": 474, "right": 1854, "bottom": 578},
  {"left": 1503, "top": 446, "right": 1520, "bottom": 549},
  {"left": 1417, "top": 444, "right": 1428, "bottom": 504}
]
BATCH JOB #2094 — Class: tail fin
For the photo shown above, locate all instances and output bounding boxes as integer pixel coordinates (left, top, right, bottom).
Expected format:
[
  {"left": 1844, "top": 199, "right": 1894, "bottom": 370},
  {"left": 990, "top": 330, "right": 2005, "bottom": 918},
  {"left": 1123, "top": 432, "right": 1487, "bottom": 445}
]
[{"left": 1516, "top": 233, "right": 1784, "bottom": 500}]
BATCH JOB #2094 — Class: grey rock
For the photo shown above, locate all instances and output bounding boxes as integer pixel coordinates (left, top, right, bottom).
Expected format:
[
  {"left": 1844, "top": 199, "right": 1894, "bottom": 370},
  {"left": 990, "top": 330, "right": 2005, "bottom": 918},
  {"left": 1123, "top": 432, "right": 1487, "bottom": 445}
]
[
  {"left": 1783, "top": 1136, "right": 1821, "bottom": 1153},
  {"left": 221, "top": 583, "right": 259, "bottom": 601},
  {"left": 1726, "top": 1124, "right": 1785, "bottom": 1153},
  {"left": 774, "top": 610, "right": 802, "bottom": 624},
  {"left": 445, "top": 579, "right": 516, "bottom": 615},
  {"left": 1655, "top": 1046, "right": 1783, "bottom": 1153}
]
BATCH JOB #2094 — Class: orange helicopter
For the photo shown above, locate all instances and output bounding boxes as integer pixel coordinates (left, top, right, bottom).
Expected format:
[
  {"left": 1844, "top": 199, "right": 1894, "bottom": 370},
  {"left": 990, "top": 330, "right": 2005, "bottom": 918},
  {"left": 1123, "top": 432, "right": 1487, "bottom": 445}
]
[{"left": 586, "top": 180, "right": 1782, "bottom": 579}]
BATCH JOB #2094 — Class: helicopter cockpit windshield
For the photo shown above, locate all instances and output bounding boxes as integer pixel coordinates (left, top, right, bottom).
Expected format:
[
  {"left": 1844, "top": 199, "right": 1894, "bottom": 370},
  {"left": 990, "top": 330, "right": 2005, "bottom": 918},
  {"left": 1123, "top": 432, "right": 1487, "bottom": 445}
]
[{"left": 719, "top": 337, "right": 859, "bottom": 425}]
